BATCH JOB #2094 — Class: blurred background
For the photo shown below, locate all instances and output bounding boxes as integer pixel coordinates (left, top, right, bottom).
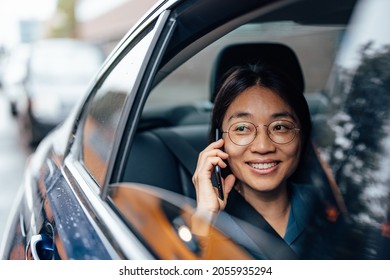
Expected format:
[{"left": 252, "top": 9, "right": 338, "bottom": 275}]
[{"left": 0, "top": 0, "right": 158, "bottom": 244}]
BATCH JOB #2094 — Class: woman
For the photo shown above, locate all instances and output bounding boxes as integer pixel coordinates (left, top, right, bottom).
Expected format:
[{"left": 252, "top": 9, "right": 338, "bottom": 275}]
[{"left": 192, "top": 63, "right": 320, "bottom": 257}]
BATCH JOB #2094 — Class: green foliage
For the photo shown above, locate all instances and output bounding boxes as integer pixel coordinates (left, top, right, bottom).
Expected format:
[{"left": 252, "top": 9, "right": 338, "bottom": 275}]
[{"left": 49, "top": 0, "right": 77, "bottom": 38}]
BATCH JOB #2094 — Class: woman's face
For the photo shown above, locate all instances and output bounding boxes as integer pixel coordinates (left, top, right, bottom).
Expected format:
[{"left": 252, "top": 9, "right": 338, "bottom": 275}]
[{"left": 222, "top": 85, "right": 302, "bottom": 193}]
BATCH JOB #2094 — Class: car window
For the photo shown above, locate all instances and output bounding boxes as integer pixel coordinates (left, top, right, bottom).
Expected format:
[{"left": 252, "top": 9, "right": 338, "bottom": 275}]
[
  {"left": 146, "top": 21, "right": 344, "bottom": 110},
  {"left": 113, "top": 9, "right": 349, "bottom": 259},
  {"left": 313, "top": 0, "right": 390, "bottom": 259},
  {"left": 77, "top": 19, "right": 163, "bottom": 187},
  {"left": 108, "top": 0, "right": 390, "bottom": 259}
]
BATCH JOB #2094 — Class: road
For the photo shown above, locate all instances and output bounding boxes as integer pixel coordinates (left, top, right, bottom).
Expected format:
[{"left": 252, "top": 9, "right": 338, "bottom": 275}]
[{"left": 0, "top": 91, "right": 30, "bottom": 246}]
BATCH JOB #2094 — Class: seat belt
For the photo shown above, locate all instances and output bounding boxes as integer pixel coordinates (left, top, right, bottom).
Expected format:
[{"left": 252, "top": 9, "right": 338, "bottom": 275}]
[
  {"left": 152, "top": 128, "right": 198, "bottom": 174},
  {"left": 151, "top": 128, "right": 199, "bottom": 198}
]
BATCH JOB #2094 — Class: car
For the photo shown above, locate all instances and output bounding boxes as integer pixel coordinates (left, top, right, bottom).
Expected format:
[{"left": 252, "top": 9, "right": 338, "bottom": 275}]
[
  {"left": 1, "top": 43, "right": 31, "bottom": 116},
  {"left": 1, "top": 0, "right": 389, "bottom": 260},
  {"left": 1, "top": 38, "right": 105, "bottom": 147},
  {"left": 0, "top": 45, "right": 7, "bottom": 89}
]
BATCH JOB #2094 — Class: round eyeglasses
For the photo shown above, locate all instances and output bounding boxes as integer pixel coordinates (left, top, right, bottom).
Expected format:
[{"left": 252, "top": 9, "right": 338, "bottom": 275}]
[{"left": 222, "top": 120, "right": 300, "bottom": 146}]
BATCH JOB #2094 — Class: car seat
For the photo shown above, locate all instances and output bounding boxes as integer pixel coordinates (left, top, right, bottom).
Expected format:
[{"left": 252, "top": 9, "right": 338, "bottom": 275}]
[{"left": 209, "top": 42, "right": 304, "bottom": 102}]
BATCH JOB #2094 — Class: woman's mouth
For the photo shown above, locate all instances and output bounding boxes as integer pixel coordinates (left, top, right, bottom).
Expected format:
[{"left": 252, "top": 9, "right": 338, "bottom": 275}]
[
  {"left": 248, "top": 161, "right": 279, "bottom": 170},
  {"left": 247, "top": 161, "right": 280, "bottom": 175}
]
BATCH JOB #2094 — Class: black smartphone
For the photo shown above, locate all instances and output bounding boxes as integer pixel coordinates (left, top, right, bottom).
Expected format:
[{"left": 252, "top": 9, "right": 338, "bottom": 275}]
[{"left": 214, "top": 128, "right": 224, "bottom": 200}]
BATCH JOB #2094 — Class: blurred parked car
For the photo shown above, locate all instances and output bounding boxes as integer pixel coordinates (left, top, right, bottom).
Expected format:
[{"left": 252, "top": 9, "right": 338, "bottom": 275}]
[
  {"left": 0, "top": 45, "right": 7, "bottom": 89},
  {"left": 1, "top": 0, "right": 389, "bottom": 260},
  {"left": 1, "top": 38, "right": 104, "bottom": 146},
  {"left": 1, "top": 43, "right": 31, "bottom": 115}
]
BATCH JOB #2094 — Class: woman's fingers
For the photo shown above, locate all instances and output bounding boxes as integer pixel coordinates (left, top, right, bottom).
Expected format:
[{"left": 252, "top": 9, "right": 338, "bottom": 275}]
[
  {"left": 223, "top": 174, "right": 236, "bottom": 194},
  {"left": 199, "top": 140, "right": 228, "bottom": 160},
  {"left": 193, "top": 140, "right": 228, "bottom": 182},
  {"left": 192, "top": 139, "right": 231, "bottom": 213}
]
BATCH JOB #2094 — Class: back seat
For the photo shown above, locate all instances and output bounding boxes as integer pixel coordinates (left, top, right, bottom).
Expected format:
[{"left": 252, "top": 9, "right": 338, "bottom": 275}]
[{"left": 122, "top": 124, "right": 210, "bottom": 199}]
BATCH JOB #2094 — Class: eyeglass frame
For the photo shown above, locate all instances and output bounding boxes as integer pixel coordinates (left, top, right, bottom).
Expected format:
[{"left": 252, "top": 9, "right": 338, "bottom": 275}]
[{"left": 221, "top": 120, "right": 301, "bottom": 146}]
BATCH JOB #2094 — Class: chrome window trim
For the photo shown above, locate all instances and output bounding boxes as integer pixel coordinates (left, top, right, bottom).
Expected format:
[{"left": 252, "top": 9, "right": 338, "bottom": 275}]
[
  {"left": 101, "top": 10, "right": 171, "bottom": 196},
  {"left": 108, "top": 0, "right": 178, "bottom": 62},
  {"left": 59, "top": 10, "right": 171, "bottom": 259},
  {"left": 65, "top": 4, "right": 175, "bottom": 160},
  {"left": 70, "top": 10, "right": 171, "bottom": 191},
  {"left": 97, "top": 1, "right": 177, "bottom": 79}
]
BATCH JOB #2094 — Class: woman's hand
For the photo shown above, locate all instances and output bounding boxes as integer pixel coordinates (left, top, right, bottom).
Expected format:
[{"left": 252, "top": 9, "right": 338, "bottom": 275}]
[{"left": 192, "top": 139, "right": 236, "bottom": 222}]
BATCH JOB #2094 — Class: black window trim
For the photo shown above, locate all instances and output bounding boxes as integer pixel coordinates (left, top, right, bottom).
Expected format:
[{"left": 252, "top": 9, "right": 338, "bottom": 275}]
[
  {"left": 64, "top": 11, "right": 171, "bottom": 199},
  {"left": 100, "top": 10, "right": 172, "bottom": 198}
]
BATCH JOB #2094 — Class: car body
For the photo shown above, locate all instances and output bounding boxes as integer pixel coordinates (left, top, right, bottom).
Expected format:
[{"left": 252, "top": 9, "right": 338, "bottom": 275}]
[
  {"left": 1, "top": 38, "right": 104, "bottom": 146},
  {"left": 1, "top": 0, "right": 389, "bottom": 260}
]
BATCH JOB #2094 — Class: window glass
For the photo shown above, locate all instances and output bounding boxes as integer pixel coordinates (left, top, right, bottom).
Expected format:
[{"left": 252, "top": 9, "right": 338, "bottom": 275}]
[
  {"left": 121, "top": 20, "right": 348, "bottom": 194},
  {"left": 127, "top": 22, "right": 342, "bottom": 191},
  {"left": 80, "top": 27, "right": 156, "bottom": 186},
  {"left": 146, "top": 21, "right": 344, "bottom": 110},
  {"left": 116, "top": 19, "right": 349, "bottom": 257},
  {"left": 84, "top": 0, "right": 389, "bottom": 260},
  {"left": 314, "top": 0, "right": 390, "bottom": 259}
]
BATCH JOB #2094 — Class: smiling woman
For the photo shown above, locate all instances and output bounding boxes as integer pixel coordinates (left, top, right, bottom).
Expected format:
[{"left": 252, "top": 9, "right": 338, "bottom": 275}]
[{"left": 191, "top": 61, "right": 321, "bottom": 257}]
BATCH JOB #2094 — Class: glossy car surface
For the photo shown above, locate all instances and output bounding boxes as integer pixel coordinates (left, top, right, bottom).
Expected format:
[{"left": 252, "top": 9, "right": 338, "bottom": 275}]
[
  {"left": 1, "top": 38, "right": 104, "bottom": 146},
  {"left": 1, "top": 0, "right": 389, "bottom": 260}
]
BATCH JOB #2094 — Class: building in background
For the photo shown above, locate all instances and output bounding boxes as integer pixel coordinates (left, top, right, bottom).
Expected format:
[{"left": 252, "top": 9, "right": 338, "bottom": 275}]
[
  {"left": 19, "top": 20, "right": 44, "bottom": 43},
  {"left": 76, "top": 0, "right": 158, "bottom": 54}
]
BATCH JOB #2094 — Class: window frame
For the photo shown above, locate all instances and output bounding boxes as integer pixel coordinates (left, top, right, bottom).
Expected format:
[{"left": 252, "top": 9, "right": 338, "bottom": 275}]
[{"left": 66, "top": 10, "right": 171, "bottom": 196}]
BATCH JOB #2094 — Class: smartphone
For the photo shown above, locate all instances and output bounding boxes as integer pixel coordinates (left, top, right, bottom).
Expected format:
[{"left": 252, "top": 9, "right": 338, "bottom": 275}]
[{"left": 214, "top": 128, "right": 224, "bottom": 200}]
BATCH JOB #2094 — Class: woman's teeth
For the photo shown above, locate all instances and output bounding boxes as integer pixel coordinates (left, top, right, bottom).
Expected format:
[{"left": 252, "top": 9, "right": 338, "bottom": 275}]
[{"left": 249, "top": 162, "right": 278, "bottom": 170}]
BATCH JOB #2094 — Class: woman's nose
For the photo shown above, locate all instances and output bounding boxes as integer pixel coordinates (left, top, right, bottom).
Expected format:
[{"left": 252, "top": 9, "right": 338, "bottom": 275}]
[{"left": 250, "top": 127, "right": 276, "bottom": 153}]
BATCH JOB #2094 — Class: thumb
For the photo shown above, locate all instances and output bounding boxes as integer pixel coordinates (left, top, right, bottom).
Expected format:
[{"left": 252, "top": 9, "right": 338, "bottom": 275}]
[{"left": 223, "top": 174, "right": 236, "bottom": 195}]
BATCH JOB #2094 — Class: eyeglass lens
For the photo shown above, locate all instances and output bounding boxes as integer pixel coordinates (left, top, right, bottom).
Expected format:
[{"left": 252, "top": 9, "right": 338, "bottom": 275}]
[{"left": 227, "top": 120, "right": 298, "bottom": 145}]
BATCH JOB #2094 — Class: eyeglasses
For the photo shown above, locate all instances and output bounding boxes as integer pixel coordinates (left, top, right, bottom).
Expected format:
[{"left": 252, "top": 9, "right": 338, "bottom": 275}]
[{"left": 222, "top": 120, "right": 300, "bottom": 146}]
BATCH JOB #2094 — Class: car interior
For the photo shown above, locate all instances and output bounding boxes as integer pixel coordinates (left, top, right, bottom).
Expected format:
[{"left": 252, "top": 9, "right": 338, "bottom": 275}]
[
  {"left": 121, "top": 40, "right": 342, "bottom": 214},
  {"left": 110, "top": 0, "right": 358, "bottom": 258},
  {"left": 117, "top": 39, "right": 345, "bottom": 259}
]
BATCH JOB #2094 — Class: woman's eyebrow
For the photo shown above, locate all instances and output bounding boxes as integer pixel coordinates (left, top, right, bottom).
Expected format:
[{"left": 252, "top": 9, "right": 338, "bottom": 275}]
[
  {"left": 227, "top": 111, "right": 297, "bottom": 121},
  {"left": 271, "top": 111, "right": 297, "bottom": 121},
  {"left": 227, "top": 111, "right": 252, "bottom": 121}
]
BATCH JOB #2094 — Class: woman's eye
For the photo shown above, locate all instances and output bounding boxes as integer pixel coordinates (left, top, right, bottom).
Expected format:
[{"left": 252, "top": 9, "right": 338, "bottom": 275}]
[
  {"left": 274, "top": 125, "right": 287, "bottom": 131},
  {"left": 272, "top": 121, "right": 294, "bottom": 132},
  {"left": 236, "top": 125, "right": 247, "bottom": 131},
  {"left": 233, "top": 123, "right": 251, "bottom": 132}
]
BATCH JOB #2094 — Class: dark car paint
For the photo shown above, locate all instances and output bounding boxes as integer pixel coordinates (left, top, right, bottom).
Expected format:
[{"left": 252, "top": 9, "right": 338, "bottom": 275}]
[
  {"left": 2, "top": 138, "right": 114, "bottom": 259},
  {"left": 43, "top": 167, "right": 112, "bottom": 259}
]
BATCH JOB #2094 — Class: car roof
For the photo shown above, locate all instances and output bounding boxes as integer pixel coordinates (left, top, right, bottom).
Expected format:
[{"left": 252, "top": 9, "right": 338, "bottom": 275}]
[{"left": 147, "top": 0, "right": 357, "bottom": 86}]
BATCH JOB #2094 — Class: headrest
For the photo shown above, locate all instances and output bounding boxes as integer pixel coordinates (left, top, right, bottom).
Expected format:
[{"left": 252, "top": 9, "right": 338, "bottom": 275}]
[{"left": 209, "top": 43, "right": 305, "bottom": 103}]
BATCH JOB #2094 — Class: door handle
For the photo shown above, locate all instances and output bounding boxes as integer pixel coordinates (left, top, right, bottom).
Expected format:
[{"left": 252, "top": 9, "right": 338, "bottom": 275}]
[{"left": 27, "top": 234, "right": 54, "bottom": 260}]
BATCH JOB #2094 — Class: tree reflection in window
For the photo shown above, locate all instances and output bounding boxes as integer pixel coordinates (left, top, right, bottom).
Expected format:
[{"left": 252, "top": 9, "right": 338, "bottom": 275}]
[{"left": 318, "top": 44, "right": 390, "bottom": 259}]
